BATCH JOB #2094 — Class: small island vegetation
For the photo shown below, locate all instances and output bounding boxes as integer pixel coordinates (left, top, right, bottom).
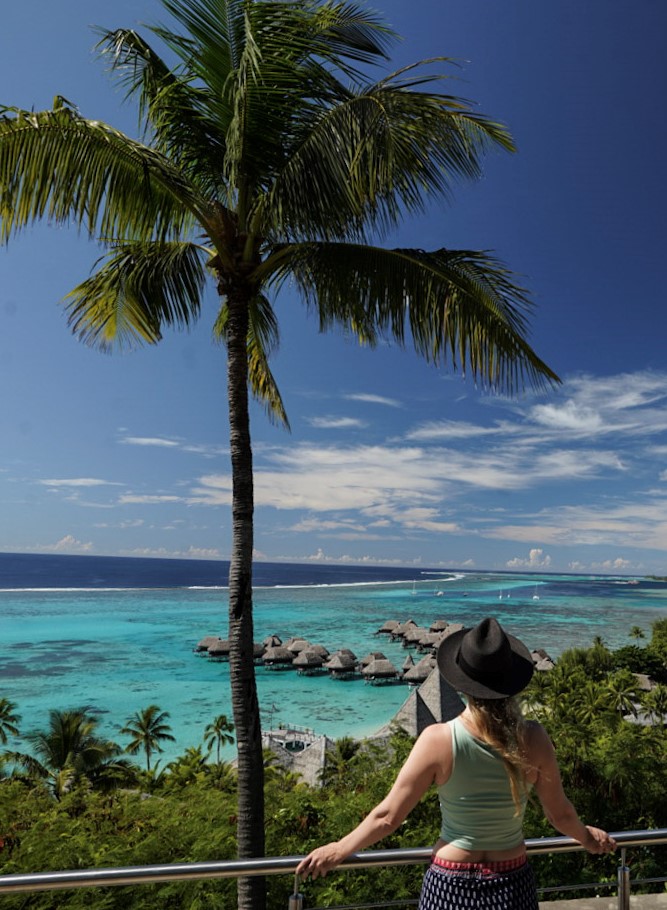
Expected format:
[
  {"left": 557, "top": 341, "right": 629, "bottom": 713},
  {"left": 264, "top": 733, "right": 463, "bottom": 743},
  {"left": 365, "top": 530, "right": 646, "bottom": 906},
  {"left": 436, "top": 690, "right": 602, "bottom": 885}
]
[{"left": 1, "top": 621, "right": 665, "bottom": 909}]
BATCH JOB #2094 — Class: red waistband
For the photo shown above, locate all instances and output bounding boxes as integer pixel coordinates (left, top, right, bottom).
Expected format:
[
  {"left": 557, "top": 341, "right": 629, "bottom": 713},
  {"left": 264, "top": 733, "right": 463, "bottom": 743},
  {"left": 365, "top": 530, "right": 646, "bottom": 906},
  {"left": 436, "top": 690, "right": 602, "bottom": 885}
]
[{"left": 431, "top": 853, "right": 527, "bottom": 874}]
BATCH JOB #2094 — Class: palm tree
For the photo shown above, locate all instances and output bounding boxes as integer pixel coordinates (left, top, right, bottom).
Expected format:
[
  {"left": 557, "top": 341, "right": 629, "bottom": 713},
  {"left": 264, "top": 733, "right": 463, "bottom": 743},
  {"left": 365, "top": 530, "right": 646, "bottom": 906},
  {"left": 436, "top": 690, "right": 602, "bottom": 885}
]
[
  {"left": 120, "top": 704, "right": 175, "bottom": 771},
  {"left": 4, "top": 708, "right": 132, "bottom": 797},
  {"left": 641, "top": 683, "right": 667, "bottom": 723},
  {"left": 319, "top": 735, "right": 360, "bottom": 788},
  {"left": 204, "top": 713, "right": 235, "bottom": 764},
  {"left": 629, "top": 625, "right": 645, "bottom": 641},
  {"left": 0, "top": 3, "right": 559, "bottom": 905},
  {"left": 604, "top": 670, "right": 640, "bottom": 720},
  {"left": 0, "top": 698, "right": 20, "bottom": 745}
]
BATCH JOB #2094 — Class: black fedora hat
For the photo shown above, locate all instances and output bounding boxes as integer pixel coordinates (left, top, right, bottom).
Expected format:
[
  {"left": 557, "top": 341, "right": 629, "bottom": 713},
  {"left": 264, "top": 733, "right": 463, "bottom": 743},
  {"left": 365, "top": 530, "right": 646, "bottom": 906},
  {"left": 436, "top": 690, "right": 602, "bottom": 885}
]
[{"left": 437, "top": 617, "right": 534, "bottom": 699}]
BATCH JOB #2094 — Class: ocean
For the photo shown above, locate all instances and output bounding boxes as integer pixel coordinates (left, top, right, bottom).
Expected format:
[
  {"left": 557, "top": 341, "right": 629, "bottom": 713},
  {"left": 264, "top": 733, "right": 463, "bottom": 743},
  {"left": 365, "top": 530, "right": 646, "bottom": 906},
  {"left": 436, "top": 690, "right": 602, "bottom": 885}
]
[{"left": 1, "top": 553, "right": 665, "bottom": 765}]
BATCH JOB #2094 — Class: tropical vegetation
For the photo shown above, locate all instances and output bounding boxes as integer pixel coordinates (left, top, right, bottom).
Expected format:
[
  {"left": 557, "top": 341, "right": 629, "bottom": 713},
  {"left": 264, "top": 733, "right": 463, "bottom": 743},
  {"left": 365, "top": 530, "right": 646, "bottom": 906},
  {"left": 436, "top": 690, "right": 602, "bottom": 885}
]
[
  {"left": 120, "top": 705, "right": 176, "bottom": 771},
  {"left": 1, "top": 624, "right": 665, "bottom": 908},
  {"left": 0, "top": 1, "right": 561, "bottom": 903}
]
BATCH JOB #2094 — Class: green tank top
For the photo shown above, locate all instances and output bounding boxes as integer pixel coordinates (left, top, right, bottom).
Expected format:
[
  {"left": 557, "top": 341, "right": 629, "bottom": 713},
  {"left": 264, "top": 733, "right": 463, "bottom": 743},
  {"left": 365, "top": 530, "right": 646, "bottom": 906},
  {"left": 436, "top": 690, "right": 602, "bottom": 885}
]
[{"left": 437, "top": 716, "right": 527, "bottom": 851}]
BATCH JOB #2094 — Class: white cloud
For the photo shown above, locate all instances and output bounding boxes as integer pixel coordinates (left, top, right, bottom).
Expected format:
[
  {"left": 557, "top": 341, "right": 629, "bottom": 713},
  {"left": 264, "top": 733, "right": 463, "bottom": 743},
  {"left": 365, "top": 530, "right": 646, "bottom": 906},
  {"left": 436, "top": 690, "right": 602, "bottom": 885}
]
[
  {"left": 118, "top": 494, "right": 183, "bottom": 504},
  {"left": 120, "top": 545, "right": 224, "bottom": 560},
  {"left": 406, "top": 420, "right": 502, "bottom": 441},
  {"left": 39, "top": 478, "right": 120, "bottom": 488},
  {"left": 530, "top": 400, "right": 604, "bottom": 433},
  {"left": 345, "top": 393, "right": 402, "bottom": 408},
  {"left": 120, "top": 436, "right": 180, "bottom": 448},
  {"left": 590, "top": 557, "right": 633, "bottom": 571},
  {"left": 506, "top": 548, "right": 552, "bottom": 569},
  {"left": 29, "top": 534, "right": 94, "bottom": 553},
  {"left": 307, "top": 416, "right": 367, "bottom": 429},
  {"left": 300, "top": 547, "right": 419, "bottom": 565},
  {"left": 93, "top": 519, "right": 145, "bottom": 528},
  {"left": 120, "top": 436, "right": 226, "bottom": 457}
]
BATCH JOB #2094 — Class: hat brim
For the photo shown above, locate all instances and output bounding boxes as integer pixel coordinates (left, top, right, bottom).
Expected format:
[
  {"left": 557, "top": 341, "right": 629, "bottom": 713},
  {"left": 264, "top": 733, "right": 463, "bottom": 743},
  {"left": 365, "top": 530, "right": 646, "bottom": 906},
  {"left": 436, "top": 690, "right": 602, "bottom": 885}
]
[{"left": 437, "top": 626, "right": 534, "bottom": 699}]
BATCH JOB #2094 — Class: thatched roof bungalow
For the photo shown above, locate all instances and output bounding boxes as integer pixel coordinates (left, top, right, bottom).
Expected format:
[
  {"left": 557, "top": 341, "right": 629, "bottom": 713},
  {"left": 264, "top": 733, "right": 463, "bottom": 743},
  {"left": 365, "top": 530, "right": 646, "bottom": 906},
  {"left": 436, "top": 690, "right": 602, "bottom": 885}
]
[
  {"left": 404, "top": 655, "right": 437, "bottom": 684},
  {"left": 376, "top": 620, "right": 401, "bottom": 635},
  {"left": 417, "top": 632, "right": 445, "bottom": 652},
  {"left": 208, "top": 639, "right": 231, "bottom": 659},
  {"left": 361, "top": 658, "right": 400, "bottom": 683},
  {"left": 359, "top": 651, "right": 387, "bottom": 667},
  {"left": 391, "top": 619, "right": 418, "bottom": 640},
  {"left": 195, "top": 635, "right": 222, "bottom": 653},
  {"left": 263, "top": 645, "right": 294, "bottom": 669},
  {"left": 285, "top": 637, "right": 311, "bottom": 654},
  {"left": 430, "top": 619, "right": 449, "bottom": 632},
  {"left": 324, "top": 651, "right": 358, "bottom": 679},
  {"left": 293, "top": 650, "right": 325, "bottom": 674},
  {"left": 402, "top": 626, "right": 430, "bottom": 647}
]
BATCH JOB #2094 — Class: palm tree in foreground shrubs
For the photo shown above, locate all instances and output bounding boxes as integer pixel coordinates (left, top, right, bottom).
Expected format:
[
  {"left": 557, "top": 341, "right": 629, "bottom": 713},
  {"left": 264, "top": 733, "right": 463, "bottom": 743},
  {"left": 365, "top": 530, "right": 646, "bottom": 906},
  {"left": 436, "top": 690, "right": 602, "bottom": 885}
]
[
  {"left": 0, "top": 697, "right": 20, "bottom": 745},
  {"left": 204, "top": 713, "right": 235, "bottom": 764},
  {"left": 4, "top": 708, "right": 133, "bottom": 798},
  {"left": 120, "top": 704, "right": 175, "bottom": 771}
]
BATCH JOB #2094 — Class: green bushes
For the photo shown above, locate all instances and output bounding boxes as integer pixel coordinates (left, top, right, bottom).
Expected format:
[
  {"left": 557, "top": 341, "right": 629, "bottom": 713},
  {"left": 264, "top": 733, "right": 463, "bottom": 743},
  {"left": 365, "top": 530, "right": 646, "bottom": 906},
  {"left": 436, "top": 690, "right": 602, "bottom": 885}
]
[{"left": 1, "top": 624, "right": 665, "bottom": 908}]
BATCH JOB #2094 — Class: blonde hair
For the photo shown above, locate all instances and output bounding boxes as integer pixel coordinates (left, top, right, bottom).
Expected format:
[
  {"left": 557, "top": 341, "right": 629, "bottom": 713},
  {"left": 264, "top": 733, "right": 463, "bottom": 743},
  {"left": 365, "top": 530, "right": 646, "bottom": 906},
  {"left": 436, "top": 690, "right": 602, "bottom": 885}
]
[{"left": 466, "top": 695, "right": 531, "bottom": 814}]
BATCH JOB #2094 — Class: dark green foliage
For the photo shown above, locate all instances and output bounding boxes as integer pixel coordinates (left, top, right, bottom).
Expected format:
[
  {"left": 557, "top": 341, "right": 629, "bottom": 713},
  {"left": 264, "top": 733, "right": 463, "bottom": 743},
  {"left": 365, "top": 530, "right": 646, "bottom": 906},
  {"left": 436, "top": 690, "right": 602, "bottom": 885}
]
[
  {"left": 612, "top": 645, "right": 666, "bottom": 680},
  {"left": 1, "top": 630, "right": 665, "bottom": 908}
]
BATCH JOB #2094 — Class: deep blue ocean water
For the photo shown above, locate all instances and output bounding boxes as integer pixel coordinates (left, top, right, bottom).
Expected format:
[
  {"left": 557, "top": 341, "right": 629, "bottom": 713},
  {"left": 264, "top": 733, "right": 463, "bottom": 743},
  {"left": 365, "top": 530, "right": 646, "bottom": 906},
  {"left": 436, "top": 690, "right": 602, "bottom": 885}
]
[{"left": 1, "top": 553, "right": 665, "bottom": 765}]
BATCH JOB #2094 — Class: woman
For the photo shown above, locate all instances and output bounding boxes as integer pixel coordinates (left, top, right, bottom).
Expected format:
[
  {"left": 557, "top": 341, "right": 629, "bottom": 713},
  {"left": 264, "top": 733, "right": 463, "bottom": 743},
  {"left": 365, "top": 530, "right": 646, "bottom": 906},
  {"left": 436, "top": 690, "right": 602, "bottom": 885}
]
[{"left": 296, "top": 617, "right": 616, "bottom": 909}]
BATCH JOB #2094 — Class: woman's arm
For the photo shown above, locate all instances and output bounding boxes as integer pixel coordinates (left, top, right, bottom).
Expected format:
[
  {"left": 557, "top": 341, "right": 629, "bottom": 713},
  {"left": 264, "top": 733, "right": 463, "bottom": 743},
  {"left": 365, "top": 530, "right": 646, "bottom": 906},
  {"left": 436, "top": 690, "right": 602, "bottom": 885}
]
[
  {"left": 296, "top": 723, "right": 449, "bottom": 880},
  {"left": 527, "top": 722, "right": 616, "bottom": 854}
]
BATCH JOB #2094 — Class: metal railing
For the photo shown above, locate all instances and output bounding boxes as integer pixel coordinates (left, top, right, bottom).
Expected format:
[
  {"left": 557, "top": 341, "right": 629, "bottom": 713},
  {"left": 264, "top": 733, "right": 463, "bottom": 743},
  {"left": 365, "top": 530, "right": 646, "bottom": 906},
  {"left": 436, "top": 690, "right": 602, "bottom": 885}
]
[{"left": 0, "top": 828, "right": 665, "bottom": 909}]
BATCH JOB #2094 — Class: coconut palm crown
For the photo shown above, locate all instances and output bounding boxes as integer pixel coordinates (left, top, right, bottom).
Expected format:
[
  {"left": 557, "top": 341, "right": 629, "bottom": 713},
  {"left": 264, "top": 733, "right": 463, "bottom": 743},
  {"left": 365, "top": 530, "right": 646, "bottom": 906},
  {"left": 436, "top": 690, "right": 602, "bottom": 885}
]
[{"left": 0, "top": 1, "right": 559, "bottom": 906}]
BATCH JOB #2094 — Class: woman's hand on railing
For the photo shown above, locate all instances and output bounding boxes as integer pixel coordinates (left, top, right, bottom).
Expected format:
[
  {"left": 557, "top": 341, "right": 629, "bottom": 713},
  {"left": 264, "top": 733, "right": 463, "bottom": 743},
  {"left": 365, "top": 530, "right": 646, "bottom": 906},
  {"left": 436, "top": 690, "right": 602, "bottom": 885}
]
[
  {"left": 296, "top": 842, "right": 345, "bottom": 880},
  {"left": 582, "top": 826, "right": 617, "bottom": 854}
]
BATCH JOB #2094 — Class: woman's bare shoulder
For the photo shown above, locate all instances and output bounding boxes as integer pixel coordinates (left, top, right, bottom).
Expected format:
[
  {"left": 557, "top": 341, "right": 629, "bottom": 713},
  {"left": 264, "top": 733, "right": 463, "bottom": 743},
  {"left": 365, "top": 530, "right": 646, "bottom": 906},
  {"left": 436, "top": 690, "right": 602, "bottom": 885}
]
[
  {"left": 412, "top": 721, "right": 453, "bottom": 785},
  {"left": 522, "top": 719, "right": 554, "bottom": 757},
  {"left": 419, "top": 719, "right": 453, "bottom": 743}
]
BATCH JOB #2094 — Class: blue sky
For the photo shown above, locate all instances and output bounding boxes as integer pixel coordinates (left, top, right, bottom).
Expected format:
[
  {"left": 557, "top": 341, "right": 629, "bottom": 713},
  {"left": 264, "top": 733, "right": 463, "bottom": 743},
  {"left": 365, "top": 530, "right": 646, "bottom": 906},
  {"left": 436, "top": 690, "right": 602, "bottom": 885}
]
[{"left": 2, "top": 0, "right": 667, "bottom": 575}]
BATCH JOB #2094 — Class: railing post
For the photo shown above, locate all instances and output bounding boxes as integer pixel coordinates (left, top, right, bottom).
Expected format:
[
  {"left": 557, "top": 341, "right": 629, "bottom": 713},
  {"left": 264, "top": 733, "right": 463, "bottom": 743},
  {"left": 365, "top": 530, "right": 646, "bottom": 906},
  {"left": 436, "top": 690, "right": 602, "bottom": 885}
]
[
  {"left": 288, "top": 872, "right": 304, "bottom": 910},
  {"left": 617, "top": 847, "right": 630, "bottom": 910}
]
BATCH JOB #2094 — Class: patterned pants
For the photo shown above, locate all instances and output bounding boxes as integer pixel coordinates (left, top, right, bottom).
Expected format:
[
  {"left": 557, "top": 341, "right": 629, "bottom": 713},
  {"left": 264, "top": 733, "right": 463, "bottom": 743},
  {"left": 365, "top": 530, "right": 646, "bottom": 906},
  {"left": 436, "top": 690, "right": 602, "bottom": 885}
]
[{"left": 418, "top": 860, "right": 539, "bottom": 910}]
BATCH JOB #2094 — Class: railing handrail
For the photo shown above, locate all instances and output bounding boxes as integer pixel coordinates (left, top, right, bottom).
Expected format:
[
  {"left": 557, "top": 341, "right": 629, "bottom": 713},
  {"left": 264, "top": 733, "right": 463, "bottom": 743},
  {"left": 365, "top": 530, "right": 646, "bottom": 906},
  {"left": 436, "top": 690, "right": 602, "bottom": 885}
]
[{"left": 0, "top": 828, "right": 665, "bottom": 894}]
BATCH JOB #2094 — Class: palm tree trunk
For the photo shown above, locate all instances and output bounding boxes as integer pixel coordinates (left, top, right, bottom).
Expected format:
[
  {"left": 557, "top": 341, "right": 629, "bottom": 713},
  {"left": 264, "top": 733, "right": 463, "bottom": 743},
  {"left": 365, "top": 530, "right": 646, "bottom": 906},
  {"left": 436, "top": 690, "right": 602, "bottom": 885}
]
[{"left": 225, "top": 287, "right": 266, "bottom": 910}]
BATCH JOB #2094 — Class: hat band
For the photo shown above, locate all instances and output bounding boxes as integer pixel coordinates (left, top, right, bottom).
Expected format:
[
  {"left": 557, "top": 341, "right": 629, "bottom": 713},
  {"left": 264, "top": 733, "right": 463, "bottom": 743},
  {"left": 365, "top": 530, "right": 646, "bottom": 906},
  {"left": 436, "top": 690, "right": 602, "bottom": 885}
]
[{"left": 457, "top": 650, "right": 505, "bottom": 687}]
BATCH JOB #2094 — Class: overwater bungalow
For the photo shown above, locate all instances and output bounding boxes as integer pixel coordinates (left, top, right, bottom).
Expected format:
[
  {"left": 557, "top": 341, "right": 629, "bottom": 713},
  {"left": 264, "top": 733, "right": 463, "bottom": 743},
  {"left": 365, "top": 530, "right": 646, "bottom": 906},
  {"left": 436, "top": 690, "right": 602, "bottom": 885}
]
[
  {"left": 403, "top": 655, "right": 437, "bottom": 684},
  {"left": 376, "top": 620, "right": 400, "bottom": 635},
  {"left": 417, "top": 631, "right": 445, "bottom": 652},
  {"left": 208, "top": 639, "right": 231, "bottom": 659},
  {"left": 359, "top": 650, "right": 387, "bottom": 667},
  {"left": 390, "top": 619, "right": 418, "bottom": 641},
  {"left": 361, "top": 657, "right": 400, "bottom": 684},
  {"left": 402, "top": 626, "right": 430, "bottom": 647},
  {"left": 285, "top": 637, "right": 311, "bottom": 654},
  {"left": 195, "top": 635, "right": 222, "bottom": 653},
  {"left": 262, "top": 645, "right": 294, "bottom": 669},
  {"left": 293, "top": 649, "right": 325, "bottom": 675},
  {"left": 308, "top": 643, "right": 330, "bottom": 659},
  {"left": 324, "top": 652, "right": 358, "bottom": 679},
  {"left": 430, "top": 619, "right": 449, "bottom": 632}
]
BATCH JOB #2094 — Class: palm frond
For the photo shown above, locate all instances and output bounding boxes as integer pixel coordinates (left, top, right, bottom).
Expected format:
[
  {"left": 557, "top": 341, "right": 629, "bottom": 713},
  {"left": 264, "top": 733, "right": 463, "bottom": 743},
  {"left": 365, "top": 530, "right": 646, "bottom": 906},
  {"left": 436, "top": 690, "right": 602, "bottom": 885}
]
[
  {"left": 0, "top": 101, "right": 199, "bottom": 243},
  {"left": 214, "top": 293, "right": 289, "bottom": 427},
  {"left": 260, "top": 242, "right": 560, "bottom": 394},
  {"left": 64, "top": 240, "right": 207, "bottom": 351},
  {"left": 258, "top": 67, "right": 514, "bottom": 242},
  {"left": 94, "top": 27, "right": 230, "bottom": 196}
]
